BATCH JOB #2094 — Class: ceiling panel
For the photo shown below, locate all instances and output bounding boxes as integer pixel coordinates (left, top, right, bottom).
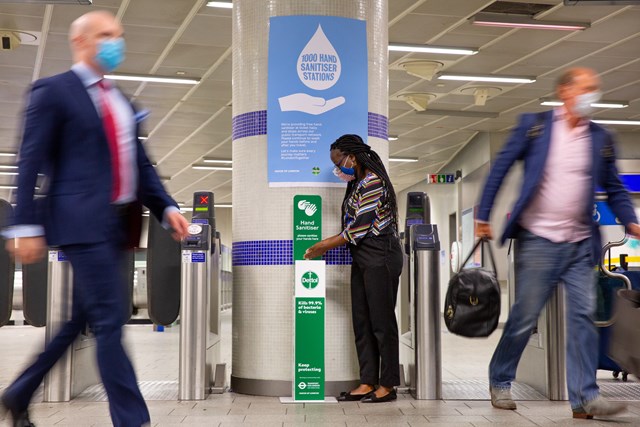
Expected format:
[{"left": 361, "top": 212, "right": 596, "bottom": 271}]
[{"left": 0, "top": 1, "right": 638, "bottom": 204}]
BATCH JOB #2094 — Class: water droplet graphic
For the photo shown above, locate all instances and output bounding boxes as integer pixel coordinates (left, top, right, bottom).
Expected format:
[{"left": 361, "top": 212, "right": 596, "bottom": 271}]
[{"left": 297, "top": 25, "right": 341, "bottom": 90}]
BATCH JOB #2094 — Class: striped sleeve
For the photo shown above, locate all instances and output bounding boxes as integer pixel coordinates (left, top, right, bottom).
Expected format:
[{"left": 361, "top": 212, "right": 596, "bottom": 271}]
[{"left": 341, "top": 175, "right": 384, "bottom": 245}]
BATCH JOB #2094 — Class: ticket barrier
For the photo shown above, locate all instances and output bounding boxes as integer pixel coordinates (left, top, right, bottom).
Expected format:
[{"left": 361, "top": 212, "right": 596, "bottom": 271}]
[
  {"left": 43, "top": 249, "right": 100, "bottom": 402},
  {"left": 405, "top": 224, "right": 442, "bottom": 399},
  {"left": 177, "top": 191, "right": 225, "bottom": 400}
]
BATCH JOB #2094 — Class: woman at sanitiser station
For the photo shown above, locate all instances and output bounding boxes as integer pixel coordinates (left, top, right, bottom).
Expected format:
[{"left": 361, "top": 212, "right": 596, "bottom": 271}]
[{"left": 304, "top": 134, "right": 403, "bottom": 403}]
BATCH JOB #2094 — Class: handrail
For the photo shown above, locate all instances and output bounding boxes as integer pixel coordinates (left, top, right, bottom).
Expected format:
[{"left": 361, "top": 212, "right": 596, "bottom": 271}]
[{"left": 596, "top": 236, "right": 632, "bottom": 327}]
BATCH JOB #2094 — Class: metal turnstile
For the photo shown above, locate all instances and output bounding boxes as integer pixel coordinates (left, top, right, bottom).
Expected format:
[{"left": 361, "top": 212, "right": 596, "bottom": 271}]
[
  {"left": 43, "top": 249, "right": 99, "bottom": 402},
  {"left": 178, "top": 192, "right": 225, "bottom": 400},
  {"left": 406, "top": 224, "right": 441, "bottom": 399}
]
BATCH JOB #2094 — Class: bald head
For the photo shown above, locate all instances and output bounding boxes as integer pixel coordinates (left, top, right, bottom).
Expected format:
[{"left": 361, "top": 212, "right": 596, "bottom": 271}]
[{"left": 68, "top": 10, "right": 124, "bottom": 74}]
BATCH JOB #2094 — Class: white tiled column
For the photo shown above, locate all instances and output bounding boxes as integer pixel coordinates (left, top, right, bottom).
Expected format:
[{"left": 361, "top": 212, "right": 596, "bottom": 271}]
[{"left": 231, "top": 0, "right": 388, "bottom": 396}]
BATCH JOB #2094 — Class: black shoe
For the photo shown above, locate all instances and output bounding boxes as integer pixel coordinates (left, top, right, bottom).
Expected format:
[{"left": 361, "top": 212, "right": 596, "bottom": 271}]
[
  {"left": 337, "top": 390, "right": 374, "bottom": 402},
  {"left": 1, "top": 394, "right": 35, "bottom": 427},
  {"left": 361, "top": 389, "right": 397, "bottom": 403}
]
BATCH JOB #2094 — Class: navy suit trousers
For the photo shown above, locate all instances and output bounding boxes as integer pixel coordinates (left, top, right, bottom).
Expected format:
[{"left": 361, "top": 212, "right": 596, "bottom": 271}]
[{"left": 4, "top": 207, "right": 149, "bottom": 427}]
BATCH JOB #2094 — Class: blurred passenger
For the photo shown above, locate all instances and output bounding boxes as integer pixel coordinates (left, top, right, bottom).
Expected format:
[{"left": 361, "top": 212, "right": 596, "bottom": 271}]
[
  {"left": 1, "top": 10, "right": 188, "bottom": 427},
  {"left": 304, "top": 134, "right": 403, "bottom": 403},
  {"left": 475, "top": 67, "right": 640, "bottom": 419}
]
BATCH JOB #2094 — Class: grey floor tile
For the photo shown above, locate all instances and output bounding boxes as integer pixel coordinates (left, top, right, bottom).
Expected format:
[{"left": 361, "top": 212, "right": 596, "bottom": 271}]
[
  {"left": 243, "top": 414, "right": 306, "bottom": 423},
  {"left": 304, "top": 414, "right": 366, "bottom": 423},
  {"left": 426, "top": 415, "right": 488, "bottom": 423}
]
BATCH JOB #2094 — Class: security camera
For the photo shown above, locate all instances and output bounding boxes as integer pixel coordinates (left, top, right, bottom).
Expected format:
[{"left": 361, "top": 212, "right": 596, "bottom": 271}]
[{"left": 0, "top": 32, "right": 20, "bottom": 51}]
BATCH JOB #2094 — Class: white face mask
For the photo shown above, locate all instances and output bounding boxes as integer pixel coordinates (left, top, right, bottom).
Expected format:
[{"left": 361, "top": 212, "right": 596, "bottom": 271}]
[{"left": 573, "top": 90, "right": 602, "bottom": 118}]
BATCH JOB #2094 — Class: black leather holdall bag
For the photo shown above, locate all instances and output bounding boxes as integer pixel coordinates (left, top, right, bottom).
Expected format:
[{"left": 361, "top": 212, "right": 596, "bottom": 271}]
[{"left": 444, "top": 237, "right": 500, "bottom": 338}]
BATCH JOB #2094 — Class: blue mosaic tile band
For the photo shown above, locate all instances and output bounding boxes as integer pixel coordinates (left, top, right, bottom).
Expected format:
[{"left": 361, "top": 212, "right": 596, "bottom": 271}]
[
  {"left": 233, "top": 240, "right": 352, "bottom": 266},
  {"left": 368, "top": 112, "right": 389, "bottom": 140},
  {"left": 232, "top": 110, "right": 267, "bottom": 141},
  {"left": 231, "top": 111, "right": 389, "bottom": 141}
]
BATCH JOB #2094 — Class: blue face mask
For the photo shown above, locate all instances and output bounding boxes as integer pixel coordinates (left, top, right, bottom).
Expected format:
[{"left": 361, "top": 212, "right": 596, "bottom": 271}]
[
  {"left": 339, "top": 156, "right": 355, "bottom": 176},
  {"left": 95, "top": 38, "right": 125, "bottom": 73}
]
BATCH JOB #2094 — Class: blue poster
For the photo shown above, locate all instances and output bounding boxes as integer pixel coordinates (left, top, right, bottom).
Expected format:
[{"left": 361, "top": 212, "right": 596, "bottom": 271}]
[
  {"left": 267, "top": 16, "right": 368, "bottom": 187},
  {"left": 593, "top": 201, "right": 620, "bottom": 226}
]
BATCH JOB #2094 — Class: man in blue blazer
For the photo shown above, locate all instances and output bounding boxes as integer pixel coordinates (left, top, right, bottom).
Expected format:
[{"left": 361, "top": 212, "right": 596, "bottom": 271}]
[
  {"left": 1, "top": 11, "right": 189, "bottom": 427},
  {"left": 476, "top": 67, "right": 640, "bottom": 419}
]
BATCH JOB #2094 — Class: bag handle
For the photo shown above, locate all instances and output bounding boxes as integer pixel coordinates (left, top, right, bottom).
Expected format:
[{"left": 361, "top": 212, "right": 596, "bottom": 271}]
[{"left": 460, "top": 237, "right": 497, "bottom": 275}]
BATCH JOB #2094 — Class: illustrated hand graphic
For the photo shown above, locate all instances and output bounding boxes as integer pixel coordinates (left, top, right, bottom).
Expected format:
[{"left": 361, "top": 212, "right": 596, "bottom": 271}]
[
  {"left": 278, "top": 93, "right": 345, "bottom": 115},
  {"left": 305, "top": 204, "right": 317, "bottom": 216}
]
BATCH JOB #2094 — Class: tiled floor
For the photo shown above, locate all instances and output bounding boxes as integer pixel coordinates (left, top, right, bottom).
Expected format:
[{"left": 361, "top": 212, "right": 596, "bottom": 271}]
[{"left": 1, "top": 311, "right": 639, "bottom": 426}]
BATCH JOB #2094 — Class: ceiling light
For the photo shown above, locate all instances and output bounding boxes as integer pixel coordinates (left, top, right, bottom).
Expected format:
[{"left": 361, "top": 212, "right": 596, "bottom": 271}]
[
  {"left": 0, "top": 152, "right": 17, "bottom": 157},
  {"left": 540, "top": 99, "right": 628, "bottom": 108},
  {"left": 397, "top": 60, "right": 444, "bottom": 80},
  {"left": 389, "top": 157, "right": 418, "bottom": 162},
  {"left": 203, "top": 158, "right": 233, "bottom": 164},
  {"left": 0, "top": 0, "right": 91, "bottom": 3},
  {"left": 0, "top": 171, "right": 17, "bottom": 176},
  {"left": 388, "top": 43, "right": 478, "bottom": 56},
  {"left": 592, "top": 120, "right": 640, "bottom": 126},
  {"left": 192, "top": 165, "right": 233, "bottom": 171},
  {"left": 105, "top": 74, "right": 200, "bottom": 85},
  {"left": 138, "top": 136, "right": 148, "bottom": 140},
  {"left": 396, "top": 92, "right": 437, "bottom": 111},
  {"left": 471, "top": 12, "right": 589, "bottom": 31},
  {"left": 416, "top": 109, "right": 499, "bottom": 118},
  {"left": 206, "top": 1, "right": 232, "bottom": 8},
  {"left": 0, "top": 185, "right": 17, "bottom": 189},
  {"left": 438, "top": 73, "right": 536, "bottom": 84},
  {"left": 215, "top": 204, "right": 233, "bottom": 208},
  {"left": 0, "top": 165, "right": 17, "bottom": 169},
  {"left": 388, "top": 135, "right": 399, "bottom": 141}
]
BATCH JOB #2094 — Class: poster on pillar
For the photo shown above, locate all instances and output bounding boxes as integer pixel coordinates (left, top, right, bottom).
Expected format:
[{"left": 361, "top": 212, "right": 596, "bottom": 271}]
[{"left": 267, "top": 15, "right": 368, "bottom": 187}]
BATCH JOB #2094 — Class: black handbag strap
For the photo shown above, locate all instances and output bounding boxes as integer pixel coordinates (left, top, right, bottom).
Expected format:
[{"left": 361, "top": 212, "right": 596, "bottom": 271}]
[{"left": 461, "top": 237, "right": 497, "bottom": 275}]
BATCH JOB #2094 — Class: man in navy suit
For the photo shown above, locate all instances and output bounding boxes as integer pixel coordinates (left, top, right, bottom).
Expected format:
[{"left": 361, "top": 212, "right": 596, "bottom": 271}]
[
  {"left": 476, "top": 67, "right": 640, "bottom": 419},
  {"left": 1, "top": 10, "right": 189, "bottom": 427}
]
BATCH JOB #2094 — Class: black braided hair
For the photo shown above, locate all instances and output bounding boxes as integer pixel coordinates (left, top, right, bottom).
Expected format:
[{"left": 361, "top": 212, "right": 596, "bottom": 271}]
[{"left": 330, "top": 134, "right": 399, "bottom": 232}]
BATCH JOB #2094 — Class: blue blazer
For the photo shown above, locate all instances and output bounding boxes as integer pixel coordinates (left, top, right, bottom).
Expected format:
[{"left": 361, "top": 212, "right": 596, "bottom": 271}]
[
  {"left": 477, "top": 110, "right": 637, "bottom": 264},
  {"left": 13, "top": 70, "right": 177, "bottom": 246}
]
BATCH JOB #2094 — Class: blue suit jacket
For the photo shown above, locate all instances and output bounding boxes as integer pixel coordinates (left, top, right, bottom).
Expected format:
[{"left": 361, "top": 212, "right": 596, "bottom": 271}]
[
  {"left": 13, "top": 70, "right": 177, "bottom": 246},
  {"left": 477, "top": 110, "right": 637, "bottom": 264}
]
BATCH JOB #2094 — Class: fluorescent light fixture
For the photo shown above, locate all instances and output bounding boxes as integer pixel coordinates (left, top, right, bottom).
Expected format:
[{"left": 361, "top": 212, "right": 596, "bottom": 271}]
[
  {"left": 416, "top": 109, "right": 500, "bottom": 118},
  {"left": 138, "top": 136, "right": 148, "bottom": 140},
  {"left": 203, "top": 158, "right": 233, "bottom": 164},
  {"left": 0, "top": 152, "right": 16, "bottom": 157},
  {"left": 0, "top": 185, "right": 17, "bottom": 189},
  {"left": 540, "top": 99, "right": 628, "bottom": 108},
  {"left": 105, "top": 74, "right": 200, "bottom": 85},
  {"left": 206, "top": 1, "right": 232, "bottom": 8},
  {"left": 0, "top": 165, "right": 17, "bottom": 169},
  {"left": 388, "top": 43, "right": 477, "bottom": 56},
  {"left": 389, "top": 157, "right": 418, "bottom": 162},
  {"left": 438, "top": 73, "right": 536, "bottom": 84},
  {"left": 0, "top": 172, "right": 17, "bottom": 176},
  {"left": 192, "top": 165, "right": 233, "bottom": 171},
  {"left": 215, "top": 204, "right": 233, "bottom": 208},
  {"left": 388, "top": 135, "right": 399, "bottom": 141},
  {"left": 471, "top": 12, "right": 589, "bottom": 31},
  {"left": 592, "top": 119, "right": 640, "bottom": 126}
]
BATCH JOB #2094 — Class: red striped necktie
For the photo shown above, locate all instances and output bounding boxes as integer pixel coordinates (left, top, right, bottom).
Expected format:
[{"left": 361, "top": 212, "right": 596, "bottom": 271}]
[{"left": 97, "top": 80, "right": 121, "bottom": 201}]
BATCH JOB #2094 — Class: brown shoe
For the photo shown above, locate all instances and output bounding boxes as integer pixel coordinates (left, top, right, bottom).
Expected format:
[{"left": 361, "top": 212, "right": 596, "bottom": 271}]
[
  {"left": 490, "top": 386, "right": 516, "bottom": 410},
  {"left": 573, "top": 396, "right": 626, "bottom": 419}
]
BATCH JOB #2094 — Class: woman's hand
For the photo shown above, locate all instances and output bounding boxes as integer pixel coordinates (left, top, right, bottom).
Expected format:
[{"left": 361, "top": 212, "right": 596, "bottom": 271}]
[
  {"left": 304, "top": 234, "right": 349, "bottom": 260},
  {"left": 304, "top": 241, "right": 327, "bottom": 260}
]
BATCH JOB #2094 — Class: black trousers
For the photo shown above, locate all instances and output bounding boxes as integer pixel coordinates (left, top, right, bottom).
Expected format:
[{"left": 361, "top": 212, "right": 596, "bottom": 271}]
[{"left": 349, "top": 234, "right": 404, "bottom": 387}]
